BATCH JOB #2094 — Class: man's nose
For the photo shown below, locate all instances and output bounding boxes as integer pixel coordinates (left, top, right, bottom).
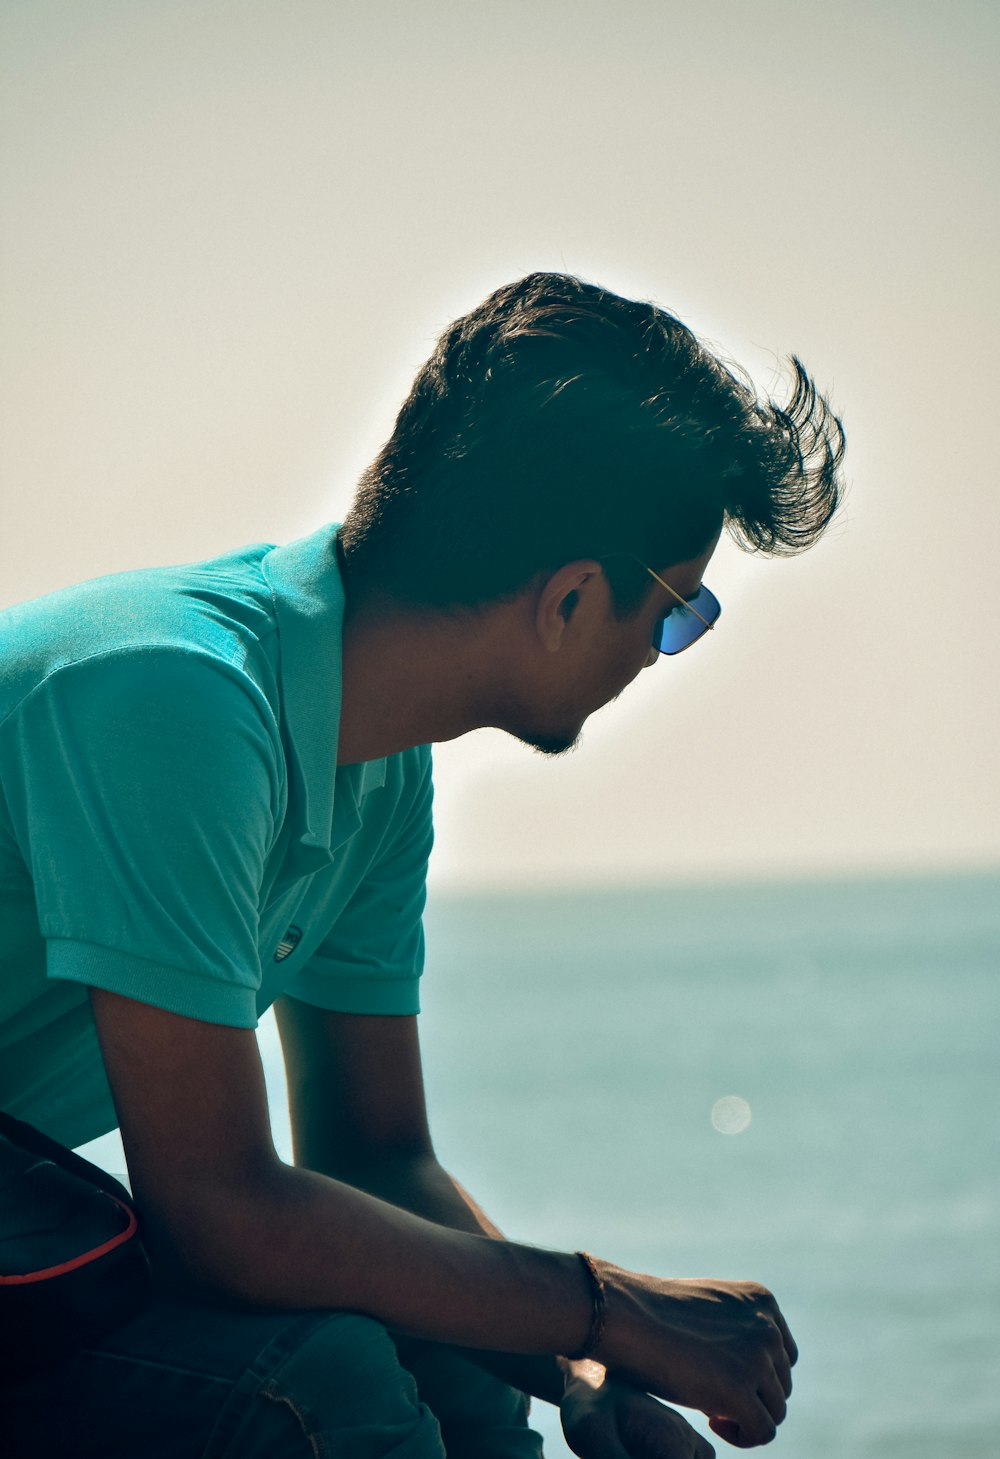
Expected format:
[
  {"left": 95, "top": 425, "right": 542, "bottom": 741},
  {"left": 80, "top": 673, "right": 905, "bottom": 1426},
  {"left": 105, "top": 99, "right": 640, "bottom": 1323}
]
[{"left": 643, "top": 644, "right": 660, "bottom": 669}]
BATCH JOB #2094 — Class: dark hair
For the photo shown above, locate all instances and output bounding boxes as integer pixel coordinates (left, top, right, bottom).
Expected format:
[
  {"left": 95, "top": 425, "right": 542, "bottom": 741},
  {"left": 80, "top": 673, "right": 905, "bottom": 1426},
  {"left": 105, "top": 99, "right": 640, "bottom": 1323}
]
[{"left": 340, "top": 272, "right": 846, "bottom": 614}]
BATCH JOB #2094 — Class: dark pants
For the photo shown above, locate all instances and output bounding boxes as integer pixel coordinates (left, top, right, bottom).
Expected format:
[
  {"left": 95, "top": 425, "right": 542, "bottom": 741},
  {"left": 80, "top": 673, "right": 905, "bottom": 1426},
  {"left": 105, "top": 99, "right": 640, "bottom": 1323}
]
[{"left": 2, "top": 1285, "right": 544, "bottom": 1457}]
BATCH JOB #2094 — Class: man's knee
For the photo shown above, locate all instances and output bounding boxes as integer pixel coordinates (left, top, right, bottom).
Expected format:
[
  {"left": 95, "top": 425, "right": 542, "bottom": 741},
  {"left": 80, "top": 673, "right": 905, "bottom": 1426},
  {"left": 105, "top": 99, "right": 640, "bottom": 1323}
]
[
  {"left": 391, "top": 1335, "right": 542, "bottom": 1459},
  {"left": 220, "top": 1313, "right": 446, "bottom": 1459}
]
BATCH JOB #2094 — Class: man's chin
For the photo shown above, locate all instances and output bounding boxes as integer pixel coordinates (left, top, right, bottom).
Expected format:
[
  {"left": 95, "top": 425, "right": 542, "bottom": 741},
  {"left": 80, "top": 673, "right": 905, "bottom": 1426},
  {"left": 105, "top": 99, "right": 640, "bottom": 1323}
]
[
  {"left": 521, "top": 730, "right": 581, "bottom": 758},
  {"left": 500, "top": 714, "right": 585, "bottom": 758}
]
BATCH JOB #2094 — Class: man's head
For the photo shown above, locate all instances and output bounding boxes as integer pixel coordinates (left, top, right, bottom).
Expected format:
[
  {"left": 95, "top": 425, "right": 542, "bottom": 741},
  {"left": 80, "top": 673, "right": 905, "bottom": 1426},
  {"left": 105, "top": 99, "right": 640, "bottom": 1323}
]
[
  {"left": 340, "top": 271, "right": 845, "bottom": 623},
  {"left": 336, "top": 273, "right": 845, "bottom": 760},
  {"left": 495, "top": 531, "right": 723, "bottom": 755}
]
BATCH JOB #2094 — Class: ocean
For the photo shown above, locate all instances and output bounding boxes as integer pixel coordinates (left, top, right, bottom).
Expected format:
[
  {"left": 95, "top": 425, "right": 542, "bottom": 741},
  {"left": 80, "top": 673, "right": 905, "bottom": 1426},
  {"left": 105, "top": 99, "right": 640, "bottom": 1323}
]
[
  {"left": 362, "top": 871, "right": 1000, "bottom": 1459},
  {"left": 88, "top": 870, "right": 1000, "bottom": 1456}
]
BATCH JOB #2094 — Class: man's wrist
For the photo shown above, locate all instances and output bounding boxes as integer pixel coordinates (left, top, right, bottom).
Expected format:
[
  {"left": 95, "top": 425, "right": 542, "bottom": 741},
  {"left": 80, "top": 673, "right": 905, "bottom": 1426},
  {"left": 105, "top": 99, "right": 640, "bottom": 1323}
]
[{"left": 569, "top": 1250, "right": 607, "bottom": 1359}]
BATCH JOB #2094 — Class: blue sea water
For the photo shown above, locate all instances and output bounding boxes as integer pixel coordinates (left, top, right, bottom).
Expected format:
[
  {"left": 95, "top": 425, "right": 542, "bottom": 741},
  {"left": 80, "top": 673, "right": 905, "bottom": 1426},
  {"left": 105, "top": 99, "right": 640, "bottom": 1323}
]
[
  {"left": 398, "top": 871, "right": 1000, "bottom": 1459},
  {"left": 87, "top": 870, "right": 1000, "bottom": 1457},
  {"left": 304, "top": 870, "right": 996, "bottom": 1459}
]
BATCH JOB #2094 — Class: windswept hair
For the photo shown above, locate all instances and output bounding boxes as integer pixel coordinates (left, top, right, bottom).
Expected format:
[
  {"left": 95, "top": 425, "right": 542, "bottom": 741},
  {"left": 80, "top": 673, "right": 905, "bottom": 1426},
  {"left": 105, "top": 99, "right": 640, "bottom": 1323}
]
[{"left": 341, "top": 272, "right": 845, "bottom": 612}]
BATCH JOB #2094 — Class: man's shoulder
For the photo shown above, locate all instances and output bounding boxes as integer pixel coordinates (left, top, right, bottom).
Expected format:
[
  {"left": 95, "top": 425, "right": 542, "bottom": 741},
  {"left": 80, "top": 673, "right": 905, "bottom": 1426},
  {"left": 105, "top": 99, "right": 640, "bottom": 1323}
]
[{"left": 0, "top": 542, "right": 280, "bottom": 725}]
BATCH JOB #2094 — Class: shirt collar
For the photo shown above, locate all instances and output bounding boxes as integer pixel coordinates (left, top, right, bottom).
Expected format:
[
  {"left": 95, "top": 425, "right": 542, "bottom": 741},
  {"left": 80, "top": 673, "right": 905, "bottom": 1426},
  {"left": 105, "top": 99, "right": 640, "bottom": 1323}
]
[{"left": 261, "top": 523, "right": 386, "bottom": 880}]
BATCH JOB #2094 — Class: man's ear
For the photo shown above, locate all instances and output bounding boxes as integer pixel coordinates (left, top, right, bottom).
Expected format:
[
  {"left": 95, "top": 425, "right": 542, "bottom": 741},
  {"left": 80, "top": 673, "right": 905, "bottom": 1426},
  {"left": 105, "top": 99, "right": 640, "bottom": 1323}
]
[{"left": 534, "top": 562, "right": 602, "bottom": 653}]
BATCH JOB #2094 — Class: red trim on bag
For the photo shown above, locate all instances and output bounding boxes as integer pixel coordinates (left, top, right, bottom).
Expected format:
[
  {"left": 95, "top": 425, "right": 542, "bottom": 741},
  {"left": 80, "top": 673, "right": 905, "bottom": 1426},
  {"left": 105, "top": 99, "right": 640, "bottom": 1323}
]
[{"left": 0, "top": 1196, "right": 139, "bottom": 1285}]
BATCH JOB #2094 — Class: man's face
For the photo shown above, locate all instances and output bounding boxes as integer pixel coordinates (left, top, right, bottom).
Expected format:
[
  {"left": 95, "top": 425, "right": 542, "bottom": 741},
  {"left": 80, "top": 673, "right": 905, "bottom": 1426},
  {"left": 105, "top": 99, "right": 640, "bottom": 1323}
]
[{"left": 512, "top": 535, "right": 720, "bottom": 757}]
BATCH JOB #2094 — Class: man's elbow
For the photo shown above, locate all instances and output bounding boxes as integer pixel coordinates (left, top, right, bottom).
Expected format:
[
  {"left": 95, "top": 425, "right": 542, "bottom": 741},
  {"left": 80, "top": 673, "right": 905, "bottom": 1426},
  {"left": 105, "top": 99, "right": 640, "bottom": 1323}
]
[{"left": 135, "top": 1158, "right": 295, "bottom": 1302}]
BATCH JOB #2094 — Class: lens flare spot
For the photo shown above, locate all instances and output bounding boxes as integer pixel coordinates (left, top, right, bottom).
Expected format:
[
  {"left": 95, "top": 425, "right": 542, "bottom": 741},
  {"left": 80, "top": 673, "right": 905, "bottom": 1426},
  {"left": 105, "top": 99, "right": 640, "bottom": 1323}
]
[{"left": 711, "top": 1095, "right": 752, "bottom": 1135}]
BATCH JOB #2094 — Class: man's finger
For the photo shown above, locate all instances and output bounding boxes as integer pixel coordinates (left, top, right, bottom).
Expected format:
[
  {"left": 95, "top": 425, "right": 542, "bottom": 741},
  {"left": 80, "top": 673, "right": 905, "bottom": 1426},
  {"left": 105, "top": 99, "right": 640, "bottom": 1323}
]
[
  {"left": 709, "top": 1393, "right": 777, "bottom": 1450},
  {"left": 761, "top": 1318, "right": 793, "bottom": 1398},
  {"left": 756, "top": 1368, "right": 787, "bottom": 1427},
  {"left": 656, "top": 1405, "right": 716, "bottom": 1459},
  {"left": 773, "top": 1347, "right": 793, "bottom": 1399},
  {"left": 637, "top": 1410, "right": 716, "bottom": 1459},
  {"left": 615, "top": 1390, "right": 716, "bottom": 1459},
  {"left": 770, "top": 1305, "right": 798, "bottom": 1367},
  {"left": 708, "top": 1416, "right": 741, "bottom": 1446}
]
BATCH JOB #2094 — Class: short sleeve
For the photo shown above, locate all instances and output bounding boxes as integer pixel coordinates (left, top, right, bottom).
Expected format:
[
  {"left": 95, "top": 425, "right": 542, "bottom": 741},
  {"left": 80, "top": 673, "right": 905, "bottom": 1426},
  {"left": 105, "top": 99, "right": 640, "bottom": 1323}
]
[
  {"left": 0, "top": 648, "right": 282, "bottom": 1026},
  {"left": 286, "top": 750, "right": 433, "bottom": 1015}
]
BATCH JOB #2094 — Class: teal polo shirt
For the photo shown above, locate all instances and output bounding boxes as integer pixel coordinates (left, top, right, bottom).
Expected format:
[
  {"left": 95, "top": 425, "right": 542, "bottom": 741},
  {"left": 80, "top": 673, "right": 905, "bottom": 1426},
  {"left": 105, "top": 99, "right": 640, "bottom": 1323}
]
[{"left": 0, "top": 524, "right": 433, "bottom": 1147}]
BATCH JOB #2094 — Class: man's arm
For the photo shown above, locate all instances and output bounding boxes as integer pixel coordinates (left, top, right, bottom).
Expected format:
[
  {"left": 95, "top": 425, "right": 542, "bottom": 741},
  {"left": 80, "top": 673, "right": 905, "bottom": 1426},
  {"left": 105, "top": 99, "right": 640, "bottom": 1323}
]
[
  {"left": 90, "top": 985, "right": 794, "bottom": 1448},
  {"left": 273, "top": 995, "right": 576, "bottom": 1406},
  {"left": 272, "top": 1003, "right": 747, "bottom": 1458}
]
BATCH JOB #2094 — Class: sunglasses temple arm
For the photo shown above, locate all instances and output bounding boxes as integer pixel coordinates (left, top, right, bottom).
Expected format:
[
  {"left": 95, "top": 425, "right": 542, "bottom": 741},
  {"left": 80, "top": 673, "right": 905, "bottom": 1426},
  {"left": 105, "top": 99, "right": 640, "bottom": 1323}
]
[{"left": 644, "top": 566, "right": 715, "bottom": 631}]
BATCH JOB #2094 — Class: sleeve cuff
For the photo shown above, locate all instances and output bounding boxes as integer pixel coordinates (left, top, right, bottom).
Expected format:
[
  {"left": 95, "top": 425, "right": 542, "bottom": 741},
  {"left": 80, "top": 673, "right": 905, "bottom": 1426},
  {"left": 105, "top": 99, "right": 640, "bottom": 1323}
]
[
  {"left": 283, "top": 968, "right": 421, "bottom": 1016},
  {"left": 46, "top": 938, "right": 260, "bottom": 1028}
]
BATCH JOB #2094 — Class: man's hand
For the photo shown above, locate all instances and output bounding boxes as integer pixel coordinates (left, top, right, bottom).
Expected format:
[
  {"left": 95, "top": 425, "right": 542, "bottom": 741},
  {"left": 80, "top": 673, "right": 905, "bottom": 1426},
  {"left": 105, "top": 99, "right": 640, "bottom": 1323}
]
[
  {"left": 595, "top": 1269, "right": 795, "bottom": 1448},
  {"left": 561, "top": 1363, "right": 715, "bottom": 1459}
]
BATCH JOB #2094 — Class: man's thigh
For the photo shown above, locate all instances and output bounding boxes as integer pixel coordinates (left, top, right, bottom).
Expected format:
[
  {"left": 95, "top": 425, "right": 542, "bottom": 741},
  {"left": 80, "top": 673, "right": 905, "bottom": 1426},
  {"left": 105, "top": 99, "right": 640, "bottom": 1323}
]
[
  {"left": 2, "top": 1289, "right": 444, "bottom": 1459},
  {"left": 2, "top": 1290, "right": 545, "bottom": 1459}
]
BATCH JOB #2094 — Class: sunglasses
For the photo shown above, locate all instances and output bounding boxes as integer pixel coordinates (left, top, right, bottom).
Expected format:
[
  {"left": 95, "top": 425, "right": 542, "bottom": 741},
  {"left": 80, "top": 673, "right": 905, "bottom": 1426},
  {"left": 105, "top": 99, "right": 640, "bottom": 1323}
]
[{"left": 643, "top": 565, "right": 722, "bottom": 656}]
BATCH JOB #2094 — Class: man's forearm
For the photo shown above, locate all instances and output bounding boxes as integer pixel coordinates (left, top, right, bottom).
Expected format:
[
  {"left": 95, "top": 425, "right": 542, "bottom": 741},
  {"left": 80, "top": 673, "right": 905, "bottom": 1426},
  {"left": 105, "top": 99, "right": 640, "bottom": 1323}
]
[
  {"left": 144, "top": 1148, "right": 795, "bottom": 1446},
  {"left": 148, "top": 1152, "right": 593, "bottom": 1363},
  {"left": 335, "top": 1150, "right": 588, "bottom": 1405}
]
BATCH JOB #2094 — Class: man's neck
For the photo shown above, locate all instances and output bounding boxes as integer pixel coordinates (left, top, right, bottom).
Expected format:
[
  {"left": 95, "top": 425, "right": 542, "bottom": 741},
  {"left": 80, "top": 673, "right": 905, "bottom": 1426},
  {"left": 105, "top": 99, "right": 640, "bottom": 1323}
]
[{"left": 336, "top": 592, "right": 524, "bottom": 764}]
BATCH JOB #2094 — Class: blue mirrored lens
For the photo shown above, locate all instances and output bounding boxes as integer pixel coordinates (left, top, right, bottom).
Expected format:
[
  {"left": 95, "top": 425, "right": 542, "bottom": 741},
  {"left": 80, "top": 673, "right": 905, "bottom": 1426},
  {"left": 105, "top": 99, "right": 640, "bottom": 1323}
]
[{"left": 655, "top": 584, "right": 721, "bottom": 654}]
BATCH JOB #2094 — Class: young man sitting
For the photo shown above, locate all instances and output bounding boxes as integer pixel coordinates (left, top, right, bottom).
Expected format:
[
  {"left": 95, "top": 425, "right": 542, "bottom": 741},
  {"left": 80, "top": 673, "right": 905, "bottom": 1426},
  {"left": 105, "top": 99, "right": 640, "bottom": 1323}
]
[{"left": 0, "top": 271, "right": 844, "bottom": 1458}]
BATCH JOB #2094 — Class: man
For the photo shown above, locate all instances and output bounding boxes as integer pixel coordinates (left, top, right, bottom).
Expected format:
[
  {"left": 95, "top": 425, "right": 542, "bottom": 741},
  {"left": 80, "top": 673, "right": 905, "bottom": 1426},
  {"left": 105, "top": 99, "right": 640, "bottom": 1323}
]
[{"left": 0, "top": 272, "right": 844, "bottom": 1457}]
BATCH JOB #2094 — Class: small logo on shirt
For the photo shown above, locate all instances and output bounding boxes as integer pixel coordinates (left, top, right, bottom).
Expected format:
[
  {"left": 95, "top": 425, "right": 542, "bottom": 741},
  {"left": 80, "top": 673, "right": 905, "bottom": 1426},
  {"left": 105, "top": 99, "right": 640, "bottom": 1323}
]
[{"left": 274, "top": 925, "right": 302, "bottom": 962}]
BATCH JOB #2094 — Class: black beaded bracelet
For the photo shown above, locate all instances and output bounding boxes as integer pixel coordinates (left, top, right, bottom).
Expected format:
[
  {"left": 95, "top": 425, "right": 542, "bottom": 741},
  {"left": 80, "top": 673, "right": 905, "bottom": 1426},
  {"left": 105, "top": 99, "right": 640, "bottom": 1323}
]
[{"left": 570, "top": 1250, "right": 607, "bottom": 1360}]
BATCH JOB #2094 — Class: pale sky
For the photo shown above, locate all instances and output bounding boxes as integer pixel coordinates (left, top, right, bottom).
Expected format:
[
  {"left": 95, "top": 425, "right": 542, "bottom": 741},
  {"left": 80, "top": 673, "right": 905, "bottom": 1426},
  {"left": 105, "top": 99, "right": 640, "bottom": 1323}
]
[{"left": 2, "top": 0, "right": 997, "bottom": 890}]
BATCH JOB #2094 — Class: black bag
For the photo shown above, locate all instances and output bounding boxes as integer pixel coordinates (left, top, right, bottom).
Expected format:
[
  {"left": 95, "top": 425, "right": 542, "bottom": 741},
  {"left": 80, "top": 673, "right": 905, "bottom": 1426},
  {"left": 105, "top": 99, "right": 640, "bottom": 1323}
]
[{"left": 0, "top": 1112, "right": 150, "bottom": 1379}]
